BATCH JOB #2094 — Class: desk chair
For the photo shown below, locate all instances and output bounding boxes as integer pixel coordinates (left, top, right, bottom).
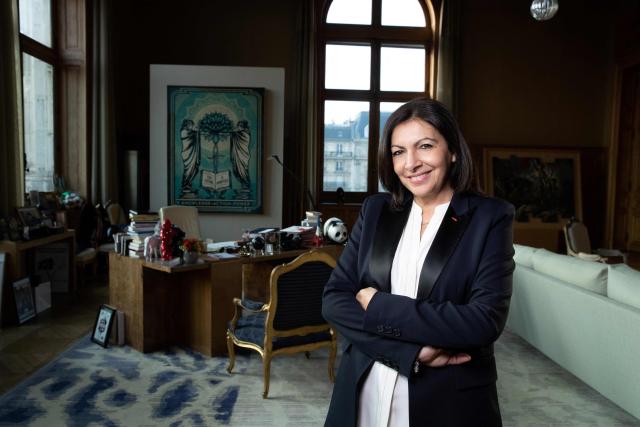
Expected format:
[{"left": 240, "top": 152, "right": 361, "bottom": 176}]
[
  {"left": 226, "top": 250, "right": 337, "bottom": 398},
  {"left": 564, "top": 217, "right": 627, "bottom": 263},
  {"left": 105, "top": 202, "right": 127, "bottom": 226},
  {"left": 97, "top": 202, "right": 127, "bottom": 251},
  {"left": 159, "top": 205, "right": 201, "bottom": 239}
]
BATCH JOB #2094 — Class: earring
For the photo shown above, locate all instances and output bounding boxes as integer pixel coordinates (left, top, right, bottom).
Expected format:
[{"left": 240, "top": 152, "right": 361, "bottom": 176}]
[{"left": 452, "top": 154, "right": 457, "bottom": 162}]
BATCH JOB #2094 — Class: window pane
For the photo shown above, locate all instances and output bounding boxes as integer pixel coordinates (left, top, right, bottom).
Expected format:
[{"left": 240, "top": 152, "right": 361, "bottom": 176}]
[
  {"left": 19, "top": 0, "right": 52, "bottom": 47},
  {"left": 324, "top": 101, "right": 369, "bottom": 192},
  {"left": 22, "top": 53, "right": 55, "bottom": 192},
  {"left": 378, "top": 102, "right": 404, "bottom": 192},
  {"left": 381, "top": 0, "right": 426, "bottom": 27},
  {"left": 326, "top": 0, "right": 371, "bottom": 25},
  {"left": 380, "top": 46, "right": 425, "bottom": 92},
  {"left": 325, "top": 44, "right": 371, "bottom": 90}
]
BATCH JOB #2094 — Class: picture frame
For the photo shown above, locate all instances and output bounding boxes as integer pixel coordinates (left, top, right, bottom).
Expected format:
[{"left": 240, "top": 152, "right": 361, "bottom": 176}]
[
  {"left": 34, "top": 243, "right": 71, "bottom": 293},
  {"left": 483, "top": 148, "right": 582, "bottom": 224},
  {"left": 15, "top": 206, "right": 42, "bottom": 227},
  {"left": 91, "top": 304, "right": 116, "bottom": 347},
  {"left": 13, "top": 277, "right": 36, "bottom": 324},
  {"left": 167, "top": 86, "right": 264, "bottom": 213}
]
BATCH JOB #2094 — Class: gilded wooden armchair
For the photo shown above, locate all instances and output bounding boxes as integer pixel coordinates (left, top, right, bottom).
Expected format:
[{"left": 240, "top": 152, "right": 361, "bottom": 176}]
[{"left": 226, "top": 250, "right": 337, "bottom": 398}]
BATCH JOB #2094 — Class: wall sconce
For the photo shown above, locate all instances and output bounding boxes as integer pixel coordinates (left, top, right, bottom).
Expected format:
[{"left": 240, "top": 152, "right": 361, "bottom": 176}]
[{"left": 530, "top": 0, "right": 559, "bottom": 21}]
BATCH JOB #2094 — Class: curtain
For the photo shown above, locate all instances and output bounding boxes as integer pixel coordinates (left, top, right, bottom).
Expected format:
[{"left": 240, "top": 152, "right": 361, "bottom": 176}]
[
  {"left": 0, "top": 0, "right": 25, "bottom": 216},
  {"left": 435, "top": 0, "right": 461, "bottom": 114},
  {"left": 90, "top": 0, "right": 118, "bottom": 207},
  {"left": 282, "top": 0, "right": 315, "bottom": 226}
]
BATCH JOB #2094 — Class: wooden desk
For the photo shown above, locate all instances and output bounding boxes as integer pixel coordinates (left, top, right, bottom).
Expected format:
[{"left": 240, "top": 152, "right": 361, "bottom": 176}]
[
  {"left": 108, "top": 245, "right": 343, "bottom": 356},
  {"left": 1, "top": 231, "right": 77, "bottom": 326}
]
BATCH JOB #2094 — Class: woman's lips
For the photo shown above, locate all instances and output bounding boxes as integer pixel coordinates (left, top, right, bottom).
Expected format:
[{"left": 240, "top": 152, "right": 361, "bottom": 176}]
[{"left": 408, "top": 170, "right": 431, "bottom": 183}]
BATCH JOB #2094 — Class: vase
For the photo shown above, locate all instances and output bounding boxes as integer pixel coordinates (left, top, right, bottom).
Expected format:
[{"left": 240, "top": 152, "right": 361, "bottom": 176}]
[{"left": 182, "top": 251, "right": 199, "bottom": 264}]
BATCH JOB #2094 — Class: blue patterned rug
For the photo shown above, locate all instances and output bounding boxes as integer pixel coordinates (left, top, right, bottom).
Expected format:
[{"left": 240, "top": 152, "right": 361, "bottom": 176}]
[
  {"left": 2, "top": 330, "right": 638, "bottom": 426},
  {"left": 0, "top": 336, "right": 336, "bottom": 426}
]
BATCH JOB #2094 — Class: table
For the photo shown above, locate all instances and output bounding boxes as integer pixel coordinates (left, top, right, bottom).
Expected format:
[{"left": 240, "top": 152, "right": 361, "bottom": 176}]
[
  {"left": 108, "top": 245, "right": 343, "bottom": 356},
  {"left": 0, "top": 230, "right": 77, "bottom": 326}
]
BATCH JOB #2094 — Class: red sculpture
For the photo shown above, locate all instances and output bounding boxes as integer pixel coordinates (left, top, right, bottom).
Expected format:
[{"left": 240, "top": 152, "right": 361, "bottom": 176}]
[{"left": 159, "top": 219, "right": 176, "bottom": 260}]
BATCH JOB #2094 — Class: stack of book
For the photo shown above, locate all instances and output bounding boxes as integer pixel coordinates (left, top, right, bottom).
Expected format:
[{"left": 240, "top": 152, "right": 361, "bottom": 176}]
[
  {"left": 127, "top": 239, "right": 145, "bottom": 258},
  {"left": 126, "top": 213, "right": 159, "bottom": 258}
]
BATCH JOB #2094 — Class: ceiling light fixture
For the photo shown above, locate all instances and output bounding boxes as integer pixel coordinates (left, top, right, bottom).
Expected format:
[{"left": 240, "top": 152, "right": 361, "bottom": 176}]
[{"left": 530, "top": 0, "right": 559, "bottom": 21}]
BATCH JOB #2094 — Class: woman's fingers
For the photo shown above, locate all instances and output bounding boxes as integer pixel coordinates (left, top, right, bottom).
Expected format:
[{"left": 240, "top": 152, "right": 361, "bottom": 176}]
[{"left": 419, "top": 346, "right": 472, "bottom": 367}]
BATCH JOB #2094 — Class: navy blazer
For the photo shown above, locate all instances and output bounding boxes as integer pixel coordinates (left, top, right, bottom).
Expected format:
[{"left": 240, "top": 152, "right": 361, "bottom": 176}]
[{"left": 323, "top": 191, "right": 515, "bottom": 427}]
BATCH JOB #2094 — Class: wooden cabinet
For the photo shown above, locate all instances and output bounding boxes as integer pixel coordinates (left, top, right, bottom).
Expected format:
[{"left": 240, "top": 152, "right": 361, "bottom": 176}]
[{"left": 0, "top": 231, "right": 76, "bottom": 326}]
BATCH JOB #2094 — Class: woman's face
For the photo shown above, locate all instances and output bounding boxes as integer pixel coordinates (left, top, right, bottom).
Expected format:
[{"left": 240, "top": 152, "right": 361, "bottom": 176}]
[{"left": 390, "top": 118, "right": 455, "bottom": 206}]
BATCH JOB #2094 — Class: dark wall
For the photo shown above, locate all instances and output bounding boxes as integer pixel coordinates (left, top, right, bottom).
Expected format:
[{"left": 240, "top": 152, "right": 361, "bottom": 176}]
[
  {"left": 458, "top": 0, "right": 617, "bottom": 248},
  {"left": 111, "top": 0, "right": 303, "bottom": 212},
  {"left": 109, "top": 0, "right": 621, "bottom": 248},
  {"left": 458, "top": 0, "right": 614, "bottom": 148}
]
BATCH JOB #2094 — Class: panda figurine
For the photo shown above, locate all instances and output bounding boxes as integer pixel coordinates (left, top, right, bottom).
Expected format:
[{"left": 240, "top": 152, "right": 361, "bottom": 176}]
[{"left": 323, "top": 217, "right": 348, "bottom": 244}]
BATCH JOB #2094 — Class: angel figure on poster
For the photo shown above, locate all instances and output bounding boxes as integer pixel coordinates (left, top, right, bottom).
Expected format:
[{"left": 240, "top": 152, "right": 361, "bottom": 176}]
[
  {"left": 230, "top": 120, "right": 251, "bottom": 191},
  {"left": 180, "top": 119, "right": 200, "bottom": 197}
]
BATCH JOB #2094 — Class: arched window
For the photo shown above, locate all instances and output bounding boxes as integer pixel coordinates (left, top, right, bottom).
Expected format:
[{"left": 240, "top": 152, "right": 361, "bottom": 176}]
[{"left": 316, "top": 0, "right": 437, "bottom": 205}]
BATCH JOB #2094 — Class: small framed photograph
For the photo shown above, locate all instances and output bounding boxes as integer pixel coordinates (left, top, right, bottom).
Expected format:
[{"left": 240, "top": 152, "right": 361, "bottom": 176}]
[
  {"left": 13, "top": 277, "right": 36, "bottom": 324},
  {"left": 15, "top": 206, "right": 42, "bottom": 227},
  {"left": 91, "top": 304, "right": 116, "bottom": 347}
]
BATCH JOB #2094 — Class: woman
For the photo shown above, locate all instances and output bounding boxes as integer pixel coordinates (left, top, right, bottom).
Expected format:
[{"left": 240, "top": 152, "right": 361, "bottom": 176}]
[{"left": 322, "top": 98, "right": 514, "bottom": 426}]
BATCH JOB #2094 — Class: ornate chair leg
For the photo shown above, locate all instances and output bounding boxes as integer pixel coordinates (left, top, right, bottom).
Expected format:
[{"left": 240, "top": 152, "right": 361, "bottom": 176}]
[
  {"left": 226, "top": 331, "right": 236, "bottom": 373},
  {"left": 262, "top": 353, "right": 272, "bottom": 399},
  {"left": 329, "top": 340, "right": 337, "bottom": 382}
]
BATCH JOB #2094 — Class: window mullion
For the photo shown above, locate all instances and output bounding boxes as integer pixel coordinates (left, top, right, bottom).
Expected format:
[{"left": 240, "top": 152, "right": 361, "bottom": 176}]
[{"left": 372, "top": 0, "right": 382, "bottom": 27}]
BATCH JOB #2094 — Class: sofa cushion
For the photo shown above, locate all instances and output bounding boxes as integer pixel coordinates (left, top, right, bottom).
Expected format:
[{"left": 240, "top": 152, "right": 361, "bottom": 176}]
[
  {"left": 608, "top": 264, "right": 640, "bottom": 310},
  {"left": 513, "top": 244, "right": 537, "bottom": 268},
  {"left": 531, "top": 249, "right": 608, "bottom": 295}
]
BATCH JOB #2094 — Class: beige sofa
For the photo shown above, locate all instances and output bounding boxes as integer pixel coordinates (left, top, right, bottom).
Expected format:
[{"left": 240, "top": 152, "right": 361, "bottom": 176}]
[{"left": 506, "top": 245, "right": 640, "bottom": 420}]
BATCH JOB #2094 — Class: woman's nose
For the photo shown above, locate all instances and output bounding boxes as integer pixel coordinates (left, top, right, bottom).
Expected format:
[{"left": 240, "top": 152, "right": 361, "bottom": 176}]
[{"left": 404, "top": 150, "right": 420, "bottom": 170}]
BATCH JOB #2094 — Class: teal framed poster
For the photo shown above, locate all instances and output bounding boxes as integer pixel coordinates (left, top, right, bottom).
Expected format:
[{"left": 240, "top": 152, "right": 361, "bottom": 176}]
[{"left": 167, "top": 86, "right": 264, "bottom": 213}]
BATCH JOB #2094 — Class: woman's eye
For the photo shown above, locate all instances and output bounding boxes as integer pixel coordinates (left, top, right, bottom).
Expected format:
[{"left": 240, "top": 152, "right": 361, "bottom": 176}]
[
  {"left": 420, "top": 143, "right": 433, "bottom": 149},
  {"left": 391, "top": 150, "right": 402, "bottom": 157}
]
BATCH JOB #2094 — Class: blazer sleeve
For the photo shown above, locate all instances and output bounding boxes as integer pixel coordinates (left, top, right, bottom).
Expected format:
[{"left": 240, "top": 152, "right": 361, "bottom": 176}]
[
  {"left": 362, "top": 202, "right": 515, "bottom": 349},
  {"left": 322, "top": 197, "right": 421, "bottom": 377}
]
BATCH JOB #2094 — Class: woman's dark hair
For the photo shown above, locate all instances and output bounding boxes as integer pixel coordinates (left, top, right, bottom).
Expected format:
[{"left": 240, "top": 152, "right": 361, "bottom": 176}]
[{"left": 378, "top": 97, "right": 480, "bottom": 209}]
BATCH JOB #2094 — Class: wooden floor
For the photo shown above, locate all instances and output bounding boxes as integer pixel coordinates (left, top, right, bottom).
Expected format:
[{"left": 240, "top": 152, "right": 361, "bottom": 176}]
[{"left": 0, "top": 275, "right": 108, "bottom": 395}]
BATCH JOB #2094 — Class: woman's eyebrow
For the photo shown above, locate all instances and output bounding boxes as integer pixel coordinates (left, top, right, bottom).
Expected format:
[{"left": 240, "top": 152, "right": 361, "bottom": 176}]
[{"left": 391, "top": 137, "right": 438, "bottom": 149}]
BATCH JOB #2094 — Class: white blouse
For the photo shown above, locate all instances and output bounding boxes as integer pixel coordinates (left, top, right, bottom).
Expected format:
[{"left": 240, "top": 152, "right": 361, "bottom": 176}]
[{"left": 358, "top": 200, "right": 450, "bottom": 427}]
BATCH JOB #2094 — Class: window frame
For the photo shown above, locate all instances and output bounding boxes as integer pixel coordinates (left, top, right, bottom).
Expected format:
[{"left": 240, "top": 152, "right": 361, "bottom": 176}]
[
  {"left": 315, "top": 0, "right": 436, "bottom": 205},
  {"left": 18, "top": 0, "right": 61, "bottom": 192}
]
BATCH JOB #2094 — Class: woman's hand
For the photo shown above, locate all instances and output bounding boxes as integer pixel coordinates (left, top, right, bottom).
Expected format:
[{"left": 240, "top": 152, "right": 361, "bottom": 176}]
[
  {"left": 418, "top": 346, "right": 471, "bottom": 367},
  {"left": 356, "top": 287, "right": 378, "bottom": 310}
]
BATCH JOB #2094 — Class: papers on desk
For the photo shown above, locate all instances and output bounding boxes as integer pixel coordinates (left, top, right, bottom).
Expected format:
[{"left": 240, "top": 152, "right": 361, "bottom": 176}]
[
  {"left": 206, "top": 241, "right": 239, "bottom": 252},
  {"left": 280, "top": 225, "right": 314, "bottom": 234},
  {"left": 205, "top": 252, "right": 239, "bottom": 260}
]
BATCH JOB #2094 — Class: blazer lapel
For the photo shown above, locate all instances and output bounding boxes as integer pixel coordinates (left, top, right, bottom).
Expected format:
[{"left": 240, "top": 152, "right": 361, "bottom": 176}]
[
  {"left": 369, "top": 201, "right": 411, "bottom": 293},
  {"left": 416, "top": 194, "right": 475, "bottom": 300}
]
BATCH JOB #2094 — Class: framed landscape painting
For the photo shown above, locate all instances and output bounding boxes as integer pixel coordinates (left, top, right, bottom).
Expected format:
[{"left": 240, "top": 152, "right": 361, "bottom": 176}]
[
  {"left": 484, "top": 148, "right": 582, "bottom": 224},
  {"left": 167, "top": 86, "right": 264, "bottom": 213}
]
